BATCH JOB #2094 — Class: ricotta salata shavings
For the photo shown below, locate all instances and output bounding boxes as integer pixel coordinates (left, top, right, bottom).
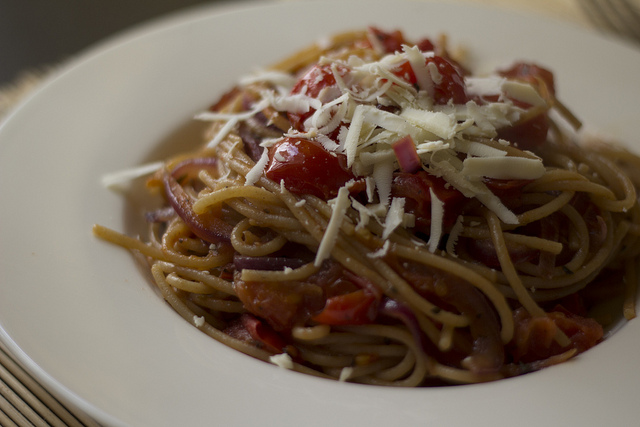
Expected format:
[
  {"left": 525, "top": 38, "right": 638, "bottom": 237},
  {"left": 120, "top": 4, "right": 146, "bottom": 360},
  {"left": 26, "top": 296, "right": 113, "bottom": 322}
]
[
  {"left": 461, "top": 156, "right": 546, "bottom": 180},
  {"left": 382, "top": 197, "right": 406, "bottom": 240},
  {"left": 428, "top": 188, "right": 444, "bottom": 253},
  {"left": 101, "top": 161, "right": 164, "bottom": 190},
  {"left": 445, "top": 215, "right": 465, "bottom": 257},
  {"left": 315, "top": 186, "right": 351, "bottom": 266},
  {"left": 193, "top": 315, "right": 205, "bottom": 328},
  {"left": 269, "top": 353, "right": 294, "bottom": 369}
]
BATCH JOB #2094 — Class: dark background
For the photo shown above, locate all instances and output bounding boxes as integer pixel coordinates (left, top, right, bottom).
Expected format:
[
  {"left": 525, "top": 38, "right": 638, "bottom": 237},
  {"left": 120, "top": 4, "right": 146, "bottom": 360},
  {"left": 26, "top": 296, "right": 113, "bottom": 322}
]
[{"left": 0, "top": 0, "right": 229, "bottom": 85}]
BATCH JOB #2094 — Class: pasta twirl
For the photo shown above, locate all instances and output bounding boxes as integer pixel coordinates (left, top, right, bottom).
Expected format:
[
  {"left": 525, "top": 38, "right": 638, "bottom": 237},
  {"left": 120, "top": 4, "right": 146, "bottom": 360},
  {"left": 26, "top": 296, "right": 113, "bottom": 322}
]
[{"left": 94, "top": 27, "right": 640, "bottom": 386}]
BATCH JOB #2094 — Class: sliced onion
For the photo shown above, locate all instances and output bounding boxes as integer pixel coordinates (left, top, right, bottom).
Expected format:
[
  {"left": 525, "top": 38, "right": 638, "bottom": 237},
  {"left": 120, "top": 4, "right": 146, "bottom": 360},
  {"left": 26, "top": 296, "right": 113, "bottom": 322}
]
[
  {"left": 392, "top": 135, "right": 421, "bottom": 173},
  {"left": 379, "top": 298, "right": 431, "bottom": 354},
  {"left": 162, "top": 169, "right": 232, "bottom": 243},
  {"left": 233, "top": 254, "right": 308, "bottom": 271},
  {"left": 239, "top": 114, "right": 283, "bottom": 162},
  {"left": 171, "top": 157, "right": 218, "bottom": 181}
]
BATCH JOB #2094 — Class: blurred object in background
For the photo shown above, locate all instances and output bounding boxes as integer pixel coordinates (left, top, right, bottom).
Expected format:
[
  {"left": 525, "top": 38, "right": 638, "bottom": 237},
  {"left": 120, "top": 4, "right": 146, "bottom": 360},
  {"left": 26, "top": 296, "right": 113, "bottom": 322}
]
[{"left": 0, "top": 0, "right": 216, "bottom": 85}]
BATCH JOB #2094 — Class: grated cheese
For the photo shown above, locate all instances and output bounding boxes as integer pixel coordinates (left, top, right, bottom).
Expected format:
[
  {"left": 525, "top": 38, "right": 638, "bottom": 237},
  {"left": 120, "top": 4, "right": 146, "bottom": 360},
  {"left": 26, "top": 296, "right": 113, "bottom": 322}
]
[
  {"left": 461, "top": 156, "right": 545, "bottom": 180},
  {"left": 194, "top": 42, "right": 554, "bottom": 241},
  {"left": 193, "top": 316, "right": 205, "bottom": 328},
  {"left": 315, "top": 186, "right": 351, "bottom": 266},
  {"left": 269, "top": 353, "right": 294, "bottom": 369},
  {"left": 400, "top": 108, "right": 455, "bottom": 139},
  {"left": 382, "top": 197, "right": 406, "bottom": 239},
  {"left": 428, "top": 188, "right": 444, "bottom": 253},
  {"left": 445, "top": 215, "right": 465, "bottom": 257},
  {"left": 245, "top": 147, "right": 271, "bottom": 185},
  {"left": 101, "top": 161, "right": 163, "bottom": 190},
  {"left": 368, "top": 239, "right": 391, "bottom": 258}
]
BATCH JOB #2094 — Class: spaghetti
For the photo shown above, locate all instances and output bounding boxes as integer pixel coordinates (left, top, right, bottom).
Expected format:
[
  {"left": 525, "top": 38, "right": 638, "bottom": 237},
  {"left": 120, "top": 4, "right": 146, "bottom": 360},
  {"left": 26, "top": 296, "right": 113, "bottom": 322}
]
[{"left": 94, "top": 28, "right": 640, "bottom": 386}]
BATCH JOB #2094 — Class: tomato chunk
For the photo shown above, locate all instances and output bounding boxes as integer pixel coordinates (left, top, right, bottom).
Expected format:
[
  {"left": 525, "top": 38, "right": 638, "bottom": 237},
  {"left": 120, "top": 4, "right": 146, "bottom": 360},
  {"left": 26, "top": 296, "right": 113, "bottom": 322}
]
[
  {"left": 265, "top": 137, "right": 355, "bottom": 200},
  {"left": 288, "top": 64, "right": 347, "bottom": 131},
  {"left": 510, "top": 307, "right": 603, "bottom": 364},
  {"left": 496, "top": 112, "right": 549, "bottom": 151},
  {"left": 499, "top": 62, "right": 555, "bottom": 96},
  {"left": 392, "top": 56, "right": 468, "bottom": 104},
  {"left": 368, "top": 27, "right": 407, "bottom": 53},
  {"left": 391, "top": 171, "right": 466, "bottom": 234},
  {"left": 234, "top": 275, "right": 325, "bottom": 332},
  {"left": 312, "top": 290, "right": 378, "bottom": 325}
]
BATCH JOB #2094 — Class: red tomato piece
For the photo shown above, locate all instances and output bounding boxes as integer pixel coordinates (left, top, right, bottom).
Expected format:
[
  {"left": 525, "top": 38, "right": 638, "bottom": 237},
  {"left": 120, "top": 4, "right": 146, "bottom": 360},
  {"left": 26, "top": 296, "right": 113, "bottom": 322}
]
[
  {"left": 368, "top": 26, "right": 407, "bottom": 53},
  {"left": 312, "top": 290, "right": 378, "bottom": 325},
  {"left": 392, "top": 56, "right": 468, "bottom": 105},
  {"left": 234, "top": 277, "right": 325, "bottom": 332},
  {"left": 496, "top": 112, "right": 549, "bottom": 151},
  {"left": 288, "top": 64, "right": 347, "bottom": 131},
  {"left": 265, "top": 137, "right": 355, "bottom": 200},
  {"left": 391, "top": 171, "right": 466, "bottom": 234},
  {"left": 510, "top": 307, "right": 603, "bottom": 364},
  {"left": 224, "top": 314, "right": 287, "bottom": 354},
  {"left": 499, "top": 62, "right": 555, "bottom": 96},
  {"left": 416, "top": 37, "right": 435, "bottom": 52}
]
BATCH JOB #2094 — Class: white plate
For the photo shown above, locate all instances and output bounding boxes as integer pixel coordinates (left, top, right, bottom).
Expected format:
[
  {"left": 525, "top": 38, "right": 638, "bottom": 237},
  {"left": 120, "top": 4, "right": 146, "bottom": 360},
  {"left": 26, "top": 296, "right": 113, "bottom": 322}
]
[{"left": 1, "top": 1, "right": 639, "bottom": 426}]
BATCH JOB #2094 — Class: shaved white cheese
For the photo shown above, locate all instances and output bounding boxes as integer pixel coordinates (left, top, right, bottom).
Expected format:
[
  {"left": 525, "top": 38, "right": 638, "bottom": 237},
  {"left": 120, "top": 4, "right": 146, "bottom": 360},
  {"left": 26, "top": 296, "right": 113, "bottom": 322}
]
[
  {"left": 373, "top": 159, "right": 394, "bottom": 206},
  {"left": 428, "top": 150, "right": 520, "bottom": 224},
  {"left": 426, "top": 61, "right": 443, "bottom": 85},
  {"left": 313, "top": 93, "right": 350, "bottom": 133},
  {"left": 455, "top": 140, "right": 507, "bottom": 158},
  {"left": 461, "top": 156, "right": 545, "bottom": 180},
  {"left": 198, "top": 99, "right": 272, "bottom": 149},
  {"left": 416, "top": 140, "right": 449, "bottom": 153},
  {"left": 382, "top": 197, "right": 406, "bottom": 239},
  {"left": 239, "top": 70, "right": 296, "bottom": 92},
  {"left": 206, "top": 117, "right": 238, "bottom": 149},
  {"left": 269, "top": 353, "right": 294, "bottom": 369},
  {"left": 195, "top": 98, "right": 269, "bottom": 122},
  {"left": 445, "top": 215, "right": 464, "bottom": 257},
  {"left": 365, "top": 176, "right": 376, "bottom": 203},
  {"left": 368, "top": 240, "right": 390, "bottom": 258},
  {"left": 428, "top": 188, "right": 444, "bottom": 253},
  {"left": 101, "top": 161, "right": 163, "bottom": 190},
  {"left": 245, "top": 147, "right": 271, "bottom": 185},
  {"left": 344, "top": 104, "right": 366, "bottom": 167},
  {"left": 358, "top": 148, "right": 396, "bottom": 167},
  {"left": 339, "top": 366, "right": 354, "bottom": 382},
  {"left": 464, "top": 76, "right": 506, "bottom": 98},
  {"left": 502, "top": 80, "right": 547, "bottom": 108},
  {"left": 316, "top": 133, "right": 340, "bottom": 152},
  {"left": 351, "top": 198, "right": 372, "bottom": 230},
  {"left": 315, "top": 186, "right": 350, "bottom": 266},
  {"left": 193, "top": 316, "right": 205, "bottom": 328},
  {"left": 404, "top": 45, "right": 434, "bottom": 96},
  {"left": 262, "top": 91, "right": 322, "bottom": 114},
  {"left": 361, "top": 105, "right": 424, "bottom": 139},
  {"left": 366, "top": 29, "right": 386, "bottom": 55},
  {"left": 478, "top": 192, "right": 519, "bottom": 224},
  {"left": 400, "top": 108, "right": 456, "bottom": 139}
]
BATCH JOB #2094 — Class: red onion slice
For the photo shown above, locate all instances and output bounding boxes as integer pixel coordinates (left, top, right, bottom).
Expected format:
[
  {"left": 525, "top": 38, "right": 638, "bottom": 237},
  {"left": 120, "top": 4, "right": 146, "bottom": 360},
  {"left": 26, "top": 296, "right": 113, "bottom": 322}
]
[
  {"left": 392, "top": 135, "right": 422, "bottom": 174},
  {"left": 233, "top": 254, "right": 308, "bottom": 271},
  {"left": 380, "top": 298, "right": 431, "bottom": 354},
  {"left": 162, "top": 169, "right": 232, "bottom": 243}
]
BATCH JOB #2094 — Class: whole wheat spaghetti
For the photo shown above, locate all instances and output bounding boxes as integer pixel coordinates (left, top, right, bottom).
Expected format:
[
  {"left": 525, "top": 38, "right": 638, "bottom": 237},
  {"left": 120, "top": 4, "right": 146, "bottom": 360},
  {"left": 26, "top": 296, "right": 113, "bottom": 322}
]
[{"left": 94, "top": 27, "right": 640, "bottom": 386}]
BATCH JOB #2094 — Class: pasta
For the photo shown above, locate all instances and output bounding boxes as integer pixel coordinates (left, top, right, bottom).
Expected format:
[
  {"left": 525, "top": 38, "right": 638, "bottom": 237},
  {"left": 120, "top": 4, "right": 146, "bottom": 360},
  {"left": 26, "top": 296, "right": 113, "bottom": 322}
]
[{"left": 94, "top": 27, "right": 640, "bottom": 386}]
